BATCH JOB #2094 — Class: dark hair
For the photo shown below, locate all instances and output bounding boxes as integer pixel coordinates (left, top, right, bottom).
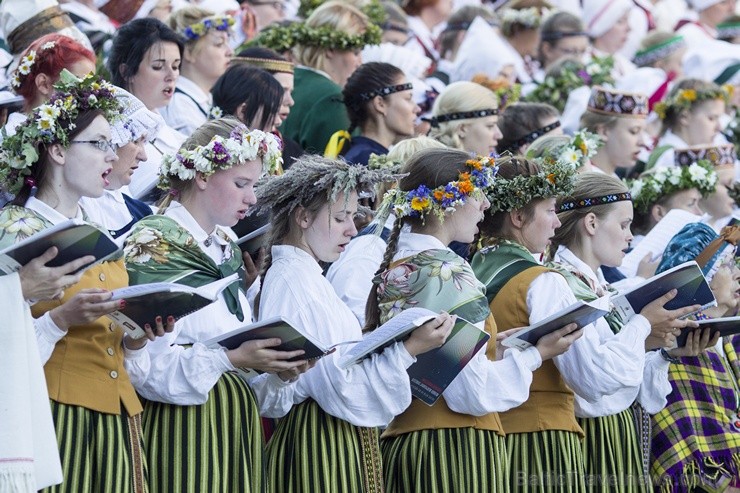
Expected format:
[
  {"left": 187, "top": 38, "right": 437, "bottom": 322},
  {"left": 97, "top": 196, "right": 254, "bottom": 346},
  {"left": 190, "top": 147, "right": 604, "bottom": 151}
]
[
  {"left": 211, "top": 65, "right": 284, "bottom": 131},
  {"left": 538, "top": 11, "right": 585, "bottom": 65},
  {"left": 343, "top": 62, "right": 405, "bottom": 133},
  {"left": 497, "top": 102, "right": 560, "bottom": 155},
  {"left": 364, "top": 147, "right": 473, "bottom": 330},
  {"left": 478, "top": 156, "right": 542, "bottom": 244},
  {"left": 12, "top": 109, "right": 105, "bottom": 206},
  {"left": 107, "top": 18, "right": 184, "bottom": 88}
]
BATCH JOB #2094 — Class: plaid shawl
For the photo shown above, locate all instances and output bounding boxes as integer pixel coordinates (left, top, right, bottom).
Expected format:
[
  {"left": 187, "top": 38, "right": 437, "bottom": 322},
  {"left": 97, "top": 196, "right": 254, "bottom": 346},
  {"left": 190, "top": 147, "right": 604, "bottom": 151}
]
[{"left": 650, "top": 332, "right": 740, "bottom": 493}]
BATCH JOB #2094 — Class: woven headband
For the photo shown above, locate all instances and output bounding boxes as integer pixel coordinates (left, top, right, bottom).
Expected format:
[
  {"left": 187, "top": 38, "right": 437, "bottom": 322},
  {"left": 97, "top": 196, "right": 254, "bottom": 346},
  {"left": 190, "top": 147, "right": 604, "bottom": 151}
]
[
  {"left": 633, "top": 35, "right": 685, "bottom": 67},
  {"left": 541, "top": 30, "right": 588, "bottom": 42},
  {"left": 559, "top": 192, "right": 632, "bottom": 212},
  {"left": 230, "top": 56, "right": 294, "bottom": 74},
  {"left": 358, "top": 82, "right": 413, "bottom": 102},
  {"left": 428, "top": 108, "right": 498, "bottom": 127}
]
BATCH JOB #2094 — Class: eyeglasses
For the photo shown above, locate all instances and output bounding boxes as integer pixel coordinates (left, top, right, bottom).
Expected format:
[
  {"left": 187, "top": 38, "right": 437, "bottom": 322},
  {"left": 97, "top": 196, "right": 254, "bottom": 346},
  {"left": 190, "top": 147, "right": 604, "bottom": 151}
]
[
  {"left": 250, "top": 1, "right": 286, "bottom": 11},
  {"left": 69, "top": 139, "right": 116, "bottom": 153}
]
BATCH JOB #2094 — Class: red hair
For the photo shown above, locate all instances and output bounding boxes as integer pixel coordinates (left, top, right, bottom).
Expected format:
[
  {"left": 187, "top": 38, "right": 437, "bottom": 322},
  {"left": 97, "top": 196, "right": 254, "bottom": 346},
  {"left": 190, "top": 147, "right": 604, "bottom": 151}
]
[{"left": 14, "top": 33, "right": 96, "bottom": 110}]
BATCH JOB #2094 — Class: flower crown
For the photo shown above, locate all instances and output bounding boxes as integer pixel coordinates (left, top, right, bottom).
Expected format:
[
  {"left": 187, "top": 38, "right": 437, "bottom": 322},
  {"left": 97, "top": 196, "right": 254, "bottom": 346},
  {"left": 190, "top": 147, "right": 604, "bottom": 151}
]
[
  {"left": 501, "top": 7, "right": 548, "bottom": 29},
  {"left": 0, "top": 70, "right": 121, "bottom": 195},
  {"left": 249, "top": 21, "right": 382, "bottom": 52},
  {"left": 158, "top": 125, "right": 283, "bottom": 190},
  {"left": 654, "top": 84, "right": 732, "bottom": 120},
  {"left": 181, "top": 15, "right": 234, "bottom": 41},
  {"left": 470, "top": 74, "right": 522, "bottom": 111},
  {"left": 379, "top": 156, "right": 498, "bottom": 222},
  {"left": 526, "top": 56, "right": 614, "bottom": 113},
  {"left": 367, "top": 153, "right": 402, "bottom": 172},
  {"left": 298, "top": 0, "right": 387, "bottom": 25},
  {"left": 486, "top": 157, "right": 577, "bottom": 213},
  {"left": 628, "top": 161, "right": 718, "bottom": 214},
  {"left": 11, "top": 41, "right": 57, "bottom": 90},
  {"left": 528, "top": 130, "right": 603, "bottom": 169}
]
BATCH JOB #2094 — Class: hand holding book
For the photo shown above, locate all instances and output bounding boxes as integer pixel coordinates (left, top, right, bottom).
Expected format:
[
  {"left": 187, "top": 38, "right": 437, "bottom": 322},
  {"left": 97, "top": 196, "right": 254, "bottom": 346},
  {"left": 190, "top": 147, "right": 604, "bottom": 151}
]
[
  {"left": 18, "top": 246, "right": 94, "bottom": 302},
  {"left": 402, "top": 312, "right": 456, "bottom": 357},
  {"left": 225, "top": 337, "right": 312, "bottom": 376},
  {"left": 639, "top": 288, "right": 702, "bottom": 350}
]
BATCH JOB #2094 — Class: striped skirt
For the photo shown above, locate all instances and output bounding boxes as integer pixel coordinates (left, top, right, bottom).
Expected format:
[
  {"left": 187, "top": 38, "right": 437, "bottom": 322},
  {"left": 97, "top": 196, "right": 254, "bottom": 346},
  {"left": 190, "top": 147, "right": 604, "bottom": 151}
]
[
  {"left": 41, "top": 400, "right": 147, "bottom": 493},
  {"left": 266, "top": 399, "right": 383, "bottom": 493},
  {"left": 380, "top": 427, "right": 508, "bottom": 492},
  {"left": 507, "top": 430, "right": 587, "bottom": 492},
  {"left": 578, "top": 410, "right": 652, "bottom": 492},
  {"left": 142, "top": 371, "right": 264, "bottom": 493}
]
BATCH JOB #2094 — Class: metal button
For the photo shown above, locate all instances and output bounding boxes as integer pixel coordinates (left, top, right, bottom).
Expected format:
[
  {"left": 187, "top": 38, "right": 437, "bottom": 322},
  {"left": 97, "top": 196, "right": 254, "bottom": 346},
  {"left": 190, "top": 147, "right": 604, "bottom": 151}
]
[
  {"left": 109, "top": 322, "right": 115, "bottom": 332},
  {"left": 107, "top": 347, "right": 114, "bottom": 356},
  {"left": 110, "top": 370, "right": 118, "bottom": 379},
  {"left": 99, "top": 273, "right": 106, "bottom": 282}
]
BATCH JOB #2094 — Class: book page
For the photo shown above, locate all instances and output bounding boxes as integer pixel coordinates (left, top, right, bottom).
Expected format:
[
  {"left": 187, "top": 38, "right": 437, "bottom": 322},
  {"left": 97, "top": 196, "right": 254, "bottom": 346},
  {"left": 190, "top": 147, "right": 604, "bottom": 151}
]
[
  {"left": 619, "top": 209, "right": 700, "bottom": 278},
  {"left": 337, "top": 307, "right": 437, "bottom": 369}
]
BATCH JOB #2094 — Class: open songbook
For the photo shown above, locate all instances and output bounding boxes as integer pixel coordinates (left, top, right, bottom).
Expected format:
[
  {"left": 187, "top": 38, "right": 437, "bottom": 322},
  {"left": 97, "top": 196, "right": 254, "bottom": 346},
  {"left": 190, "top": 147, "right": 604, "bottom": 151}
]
[
  {"left": 676, "top": 316, "right": 740, "bottom": 347},
  {"left": 611, "top": 261, "right": 715, "bottom": 322},
  {"left": 109, "top": 274, "right": 240, "bottom": 339},
  {"left": 502, "top": 295, "right": 610, "bottom": 350},
  {"left": 0, "top": 218, "right": 119, "bottom": 275},
  {"left": 236, "top": 224, "right": 271, "bottom": 255}
]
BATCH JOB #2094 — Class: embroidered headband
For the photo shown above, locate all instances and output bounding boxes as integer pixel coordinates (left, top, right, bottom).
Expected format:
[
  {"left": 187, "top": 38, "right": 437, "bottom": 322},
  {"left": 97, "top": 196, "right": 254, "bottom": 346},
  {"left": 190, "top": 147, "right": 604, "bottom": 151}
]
[
  {"left": 587, "top": 86, "right": 649, "bottom": 118},
  {"left": 540, "top": 30, "right": 588, "bottom": 42},
  {"left": 181, "top": 15, "right": 235, "bottom": 41},
  {"left": 674, "top": 144, "right": 737, "bottom": 169},
  {"left": 559, "top": 192, "right": 632, "bottom": 212},
  {"left": 230, "top": 56, "right": 294, "bottom": 74},
  {"left": 428, "top": 108, "right": 498, "bottom": 127},
  {"left": 358, "top": 82, "right": 413, "bottom": 102},
  {"left": 509, "top": 121, "right": 562, "bottom": 150},
  {"left": 717, "top": 20, "right": 740, "bottom": 40},
  {"left": 633, "top": 35, "right": 685, "bottom": 67}
]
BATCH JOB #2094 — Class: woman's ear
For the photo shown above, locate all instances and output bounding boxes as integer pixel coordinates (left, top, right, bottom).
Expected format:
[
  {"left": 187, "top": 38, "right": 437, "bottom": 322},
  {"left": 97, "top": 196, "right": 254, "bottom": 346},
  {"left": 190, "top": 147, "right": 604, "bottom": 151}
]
[
  {"left": 582, "top": 211, "right": 598, "bottom": 236},
  {"left": 236, "top": 102, "right": 247, "bottom": 123},
  {"left": 677, "top": 109, "right": 690, "bottom": 129},
  {"left": 35, "top": 73, "right": 53, "bottom": 98},
  {"left": 294, "top": 205, "right": 311, "bottom": 229},
  {"left": 509, "top": 208, "right": 526, "bottom": 229},
  {"left": 371, "top": 95, "right": 387, "bottom": 117},
  {"left": 457, "top": 123, "right": 467, "bottom": 140},
  {"left": 650, "top": 203, "right": 666, "bottom": 223},
  {"left": 47, "top": 142, "right": 66, "bottom": 166},
  {"left": 183, "top": 43, "right": 198, "bottom": 64},
  {"left": 595, "top": 123, "right": 609, "bottom": 141},
  {"left": 195, "top": 171, "right": 209, "bottom": 191}
]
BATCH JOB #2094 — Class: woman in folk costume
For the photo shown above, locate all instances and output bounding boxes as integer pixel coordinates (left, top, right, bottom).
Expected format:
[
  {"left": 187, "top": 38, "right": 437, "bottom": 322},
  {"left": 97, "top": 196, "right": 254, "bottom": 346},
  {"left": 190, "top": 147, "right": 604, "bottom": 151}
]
[
  {"left": 252, "top": 155, "right": 454, "bottom": 492},
  {"left": 498, "top": 0, "right": 552, "bottom": 85},
  {"left": 79, "top": 88, "right": 163, "bottom": 241},
  {"left": 582, "top": 0, "right": 636, "bottom": 79},
  {"left": 580, "top": 86, "right": 650, "bottom": 177},
  {"left": 675, "top": 0, "right": 737, "bottom": 44},
  {"left": 123, "top": 117, "right": 309, "bottom": 493},
  {"left": 497, "top": 102, "right": 563, "bottom": 156},
  {"left": 470, "top": 155, "right": 695, "bottom": 492},
  {"left": 649, "top": 79, "right": 732, "bottom": 170},
  {"left": 686, "top": 145, "right": 739, "bottom": 232},
  {"left": 650, "top": 223, "right": 740, "bottom": 493},
  {"left": 107, "top": 17, "right": 186, "bottom": 202},
  {"left": 362, "top": 150, "right": 581, "bottom": 492},
  {"left": 536, "top": 10, "right": 590, "bottom": 75},
  {"left": 547, "top": 172, "right": 715, "bottom": 492},
  {"left": 161, "top": 6, "right": 235, "bottom": 136},
  {"left": 337, "top": 62, "right": 420, "bottom": 165},
  {"left": 260, "top": 1, "right": 381, "bottom": 154},
  {"left": 326, "top": 136, "right": 446, "bottom": 326},
  {"left": 401, "top": 0, "right": 453, "bottom": 72},
  {"left": 0, "top": 71, "right": 163, "bottom": 493},
  {"left": 428, "top": 81, "right": 502, "bottom": 157}
]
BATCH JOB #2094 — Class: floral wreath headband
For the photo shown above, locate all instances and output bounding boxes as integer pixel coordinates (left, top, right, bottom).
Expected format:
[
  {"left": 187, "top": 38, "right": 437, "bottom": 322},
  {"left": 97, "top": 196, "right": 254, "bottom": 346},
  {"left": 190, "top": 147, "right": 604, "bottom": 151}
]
[
  {"left": 367, "top": 153, "right": 402, "bottom": 172},
  {"left": 181, "top": 15, "right": 235, "bottom": 41},
  {"left": 674, "top": 144, "right": 736, "bottom": 169},
  {"left": 375, "top": 156, "right": 498, "bottom": 223},
  {"left": 11, "top": 40, "right": 56, "bottom": 90},
  {"left": 486, "top": 157, "right": 577, "bottom": 213},
  {"left": 525, "top": 56, "right": 614, "bottom": 113},
  {"left": 427, "top": 108, "right": 498, "bottom": 128},
  {"left": 633, "top": 35, "right": 685, "bottom": 67},
  {"left": 0, "top": 70, "right": 121, "bottom": 195},
  {"left": 528, "top": 130, "right": 603, "bottom": 170},
  {"left": 501, "top": 7, "right": 549, "bottom": 29},
  {"left": 654, "top": 84, "right": 733, "bottom": 120},
  {"left": 628, "top": 161, "right": 718, "bottom": 214},
  {"left": 249, "top": 21, "right": 382, "bottom": 53},
  {"left": 158, "top": 125, "right": 283, "bottom": 190}
]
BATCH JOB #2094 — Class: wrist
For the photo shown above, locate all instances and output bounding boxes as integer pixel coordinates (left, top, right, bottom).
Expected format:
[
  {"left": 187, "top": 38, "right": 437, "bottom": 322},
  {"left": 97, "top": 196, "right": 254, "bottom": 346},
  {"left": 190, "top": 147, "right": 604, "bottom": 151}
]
[
  {"left": 49, "top": 308, "right": 69, "bottom": 331},
  {"left": 660, "top": 348, "right": 680, "bottom": 364}
]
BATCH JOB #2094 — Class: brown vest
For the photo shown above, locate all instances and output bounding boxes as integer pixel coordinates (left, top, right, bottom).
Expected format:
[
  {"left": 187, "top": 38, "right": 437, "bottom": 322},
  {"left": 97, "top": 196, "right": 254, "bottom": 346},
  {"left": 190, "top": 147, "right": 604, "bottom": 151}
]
[
  {"left": 382, "top": 313, "right": 504, "bottom": 438},
  {"left": 490, "top": 266, "right": 583, "bottom": 436},
  {"left": 35, "top": 259, "right": 142, "bottom": 416}
]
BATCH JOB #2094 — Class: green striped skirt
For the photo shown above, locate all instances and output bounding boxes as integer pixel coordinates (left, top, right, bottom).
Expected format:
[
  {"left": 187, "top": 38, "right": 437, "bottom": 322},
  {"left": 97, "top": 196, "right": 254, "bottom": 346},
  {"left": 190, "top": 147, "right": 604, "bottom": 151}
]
[
  {"left": 578, "top": 410, "right": 652, "bottom": 492},
  {"left": 42, "top": 400, "right": 147, "bottom": 493},
  {"left": 507, "top": 430, "right": 587, "bottom": 492},
  {"left": 266, "top": 399, "right": 384, "bottom": 493},
  {"left": 142, "top": 371, "right": 264, "bottom": 493},
  {"left": 380, "top": 427, "right": 508, "bottom": 492}
]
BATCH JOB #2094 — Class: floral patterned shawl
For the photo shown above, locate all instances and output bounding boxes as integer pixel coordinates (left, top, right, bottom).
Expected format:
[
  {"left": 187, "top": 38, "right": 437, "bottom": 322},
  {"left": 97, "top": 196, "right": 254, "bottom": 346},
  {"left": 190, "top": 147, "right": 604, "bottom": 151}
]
[{"left": 124, "top": 215, "right": 247, "bottom": 321}]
